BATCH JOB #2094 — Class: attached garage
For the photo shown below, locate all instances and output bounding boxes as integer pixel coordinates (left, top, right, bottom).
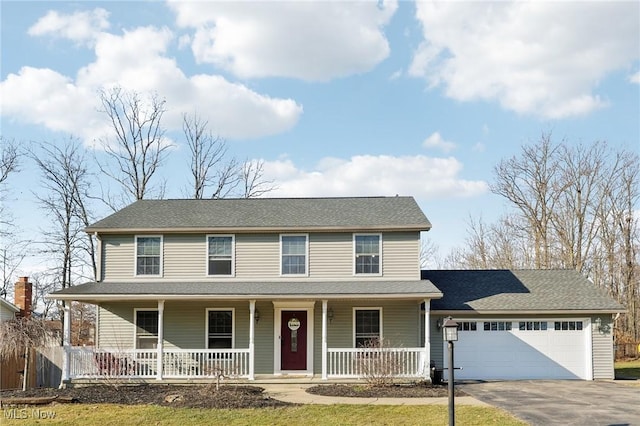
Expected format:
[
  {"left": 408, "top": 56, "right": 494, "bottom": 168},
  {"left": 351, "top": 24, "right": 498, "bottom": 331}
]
[
  {"left": 442, "top": 318, "right": 592, "bottom": 380},
  {"left": 422, "top": 269, "right": 624, "bottom": 381}
]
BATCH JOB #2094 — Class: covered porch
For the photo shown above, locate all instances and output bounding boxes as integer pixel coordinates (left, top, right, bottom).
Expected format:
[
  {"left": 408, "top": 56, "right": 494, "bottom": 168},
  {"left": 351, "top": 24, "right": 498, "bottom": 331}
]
[{"left": 50, "top": 281, "right": 442, "bottom": 383}]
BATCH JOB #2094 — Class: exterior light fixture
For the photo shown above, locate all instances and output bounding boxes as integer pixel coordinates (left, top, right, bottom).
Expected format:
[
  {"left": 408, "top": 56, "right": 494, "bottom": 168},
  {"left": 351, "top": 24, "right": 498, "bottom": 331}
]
[
  {"left": 442, "top": 316, "right": 459, "bottom": 426},
  {"left": 327, "top": 307, "right": 334, "bottom": 323},
  {"left": 254, "top": 309, "right": 260, "bottom": 323},
  {"left": 443, "top": 317, "right": 458, "bottom": 342}
]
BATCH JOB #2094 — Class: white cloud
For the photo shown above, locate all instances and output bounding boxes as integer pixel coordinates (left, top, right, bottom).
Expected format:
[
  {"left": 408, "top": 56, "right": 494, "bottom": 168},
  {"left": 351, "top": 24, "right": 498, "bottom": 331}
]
[
  {"left": 410, "top": 2, "right": 640, "bottom": 118},
  {"left": 28, "top": 8, "right": 110, "bottom": 46},
  {"left": 631, "top": 71, "right": 640, "bottom": 84},
  {"left": 423, "top": 132, "right": 456, "bottom": 153},
  {"left": 167, "top": 0, "right": 397, "bottom": 81},
  {"left": 262, "top": 154, "right": 487, "bottom": 200},
  {"left": 1, "top": 18, "right": 302, "bottom": 142}
]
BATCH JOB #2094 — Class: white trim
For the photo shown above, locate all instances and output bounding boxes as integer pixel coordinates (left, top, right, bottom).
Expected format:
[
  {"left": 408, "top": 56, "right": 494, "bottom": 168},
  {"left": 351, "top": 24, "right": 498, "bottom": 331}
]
[
  {"left": 133, "top": 307, "right": 159, "bottom": 349},
  {"left": 205, "top": 308, "right": 236, "bottom": 349},
  {"left": 352, "top": 233, "right": 382, "bottom": 276},
  {"left": 206, "top": 234, "right": 235, "bottom": 277},
  {"left": 279, "top": 234, "right": 309, "bottom": 277},
  {"left": 95, "top": 233, "right": 102, "bottom": 282},
  {"left": 156, "top": 300, "right": 165, "bottom": 380},
  {"left": 134, "top": 235, "right": 163, "bottom": 277},
  {"left": 249, "top": 300, "right": 256, "bottom": 380},
  {"left": 321, "top": 300, "right": 328, "bottom": 380},
  {"left": 352, "top": 307, "right": 383, "bottom": 347},
  {"left": 585, "top": 317, "right": 594, "bottom": 381},
  {"left": 273, "top": 301, "right": 315, "bottom": 376}
]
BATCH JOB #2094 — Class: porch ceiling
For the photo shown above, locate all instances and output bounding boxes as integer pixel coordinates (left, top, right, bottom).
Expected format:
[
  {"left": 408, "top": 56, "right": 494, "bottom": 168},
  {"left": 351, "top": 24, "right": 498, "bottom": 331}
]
[{"left": 48, "top": 280, "right": 443, "bottom": 302}]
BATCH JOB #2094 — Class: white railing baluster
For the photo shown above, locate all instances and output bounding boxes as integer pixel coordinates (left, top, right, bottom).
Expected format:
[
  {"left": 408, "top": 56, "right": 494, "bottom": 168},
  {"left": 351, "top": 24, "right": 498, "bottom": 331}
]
[{"left": 326, "top": 347, "right": 424, "bottom": 379}]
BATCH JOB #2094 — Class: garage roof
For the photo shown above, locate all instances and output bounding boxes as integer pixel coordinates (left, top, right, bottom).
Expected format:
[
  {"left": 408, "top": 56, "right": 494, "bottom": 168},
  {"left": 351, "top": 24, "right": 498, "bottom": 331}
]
[{"left": 423, "top": 269, "right": 624, "bottom": 313}]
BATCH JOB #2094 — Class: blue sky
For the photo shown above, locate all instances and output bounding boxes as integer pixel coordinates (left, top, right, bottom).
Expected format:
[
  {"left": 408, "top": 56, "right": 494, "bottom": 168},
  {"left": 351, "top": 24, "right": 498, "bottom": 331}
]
[{"left": 1, "top": 1, "right": 639, "bottom": 274}]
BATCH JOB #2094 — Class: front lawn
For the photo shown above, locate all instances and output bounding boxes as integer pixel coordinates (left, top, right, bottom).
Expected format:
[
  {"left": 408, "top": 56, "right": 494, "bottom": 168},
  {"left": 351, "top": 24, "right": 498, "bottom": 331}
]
[
  {"left": 615, "top": 359, "right": 640, "bottom": 379},
  {"left": 2, "top": 404, "right": 526, "bottom": 425}
]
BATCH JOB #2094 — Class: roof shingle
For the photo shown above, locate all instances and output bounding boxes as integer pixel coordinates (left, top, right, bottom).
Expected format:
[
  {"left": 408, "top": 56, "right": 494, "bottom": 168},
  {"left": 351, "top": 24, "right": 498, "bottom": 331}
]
[
  {"left": 422, "top": 269, "right": 624, "bottom": 313},
  {"left": 86, "top": 196, "right": 431, "bottom": 232}
]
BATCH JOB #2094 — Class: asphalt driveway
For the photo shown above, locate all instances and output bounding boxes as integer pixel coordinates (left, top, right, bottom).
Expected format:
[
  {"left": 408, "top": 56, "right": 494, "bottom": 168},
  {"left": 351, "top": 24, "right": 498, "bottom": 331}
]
[{"left": 460, "top": 380, "right": 640, "bottom": 426}]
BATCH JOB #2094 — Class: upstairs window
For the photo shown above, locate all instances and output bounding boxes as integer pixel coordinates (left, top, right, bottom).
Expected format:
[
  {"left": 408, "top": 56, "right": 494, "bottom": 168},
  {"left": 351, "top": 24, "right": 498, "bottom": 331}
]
[
  {"left": 354, "top": 308, "right": 382, "bottom": 347},
  {"left": 208, "top": 235, "right": 234, "bottom": 276},
  {"left": 354, "top": 234, "right": 381, "bottom": 275},
  {"left": 135, "top": 236, "right": 162, "bottom": 276},
  {"left": 281, "top": 235, "right": 308, "bottom": 275},
  {"left": 135, "top": 310, "right": 158, "bottom": 349},
  {"left": 207, "top": 309, "right": 234, "bottom": 349}
]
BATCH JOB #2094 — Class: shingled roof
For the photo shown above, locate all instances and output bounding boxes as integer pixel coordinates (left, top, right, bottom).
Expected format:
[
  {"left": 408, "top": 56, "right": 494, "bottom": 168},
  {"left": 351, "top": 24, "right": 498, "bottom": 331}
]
[
  {"left": 49, "top": 280, "right": 442, "bottom": 302},
  {"left": 422, "top": 269, "right": 624, "bottom": 313},
  {"left": 86, "top": 197, "right": 431, "bottom": 232}
]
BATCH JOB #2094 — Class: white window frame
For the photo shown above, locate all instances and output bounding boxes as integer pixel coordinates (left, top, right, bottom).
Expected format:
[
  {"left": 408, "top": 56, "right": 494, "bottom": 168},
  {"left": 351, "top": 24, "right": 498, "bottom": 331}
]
[
  {"left": 205, "top": 308, "right": 235, "bottom": 349},
  {"left": 280, "top": 234, "right": 309, "bottom": 277},
  {"left": 134, "top": 235, "right": 163, "bottom": 277},
  {"left": 206, "top": 235, "right": 235, "bottom": 277},
  {"left": 133, "top": 308, "right": 159, "bottom": 349},
  {"left": 353, "top": 233, "right": 382, "bottom": 276},
  {"left": 353, "top": 307, "right": 383, "bottom": 347}
]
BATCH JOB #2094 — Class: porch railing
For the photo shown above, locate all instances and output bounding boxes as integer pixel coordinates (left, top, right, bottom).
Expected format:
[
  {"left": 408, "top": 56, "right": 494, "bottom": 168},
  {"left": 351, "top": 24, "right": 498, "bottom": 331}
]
[
  {"left": 327, "top": 347, "right": 426, "bottom": 378},
  {"left": 68, "top": 348, "right": 250, "bottom": 379}
]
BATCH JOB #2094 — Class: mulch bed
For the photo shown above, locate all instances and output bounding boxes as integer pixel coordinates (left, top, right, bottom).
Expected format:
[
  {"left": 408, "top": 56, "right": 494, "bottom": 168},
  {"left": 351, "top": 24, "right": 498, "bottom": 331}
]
[
  {"left": 307, "top": 383, "right": 466, "bottom": 398},
  {"left": 1, "top": 382, "right": 464, "bottom": 408},
  {"left": 0, "top": 384, "right": 291, "bottom": 409}
]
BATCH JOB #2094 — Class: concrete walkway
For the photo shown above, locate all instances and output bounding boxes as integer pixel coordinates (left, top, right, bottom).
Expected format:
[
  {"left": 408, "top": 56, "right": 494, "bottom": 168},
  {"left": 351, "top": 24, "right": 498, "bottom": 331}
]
[{"left": 260, "top": 383, "right": 488, "bottom": 406}]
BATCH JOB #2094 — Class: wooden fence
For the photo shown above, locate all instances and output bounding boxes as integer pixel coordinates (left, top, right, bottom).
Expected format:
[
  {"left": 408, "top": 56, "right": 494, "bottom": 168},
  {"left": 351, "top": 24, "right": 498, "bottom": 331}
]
[
  {"left": 1, "top": 347, "right": 63, "bottom": 390},
  {"left": 615, "top": 342, "right": 640, "bottom": 360}
]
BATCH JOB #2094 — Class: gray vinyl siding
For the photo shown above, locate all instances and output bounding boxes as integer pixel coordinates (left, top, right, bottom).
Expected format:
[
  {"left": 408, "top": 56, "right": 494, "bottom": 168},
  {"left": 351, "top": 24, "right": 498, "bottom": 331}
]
[
  {"left": 101, "top": 231, "right": 421, "bottom": 281},
  {"left": 324, "top": 301, "right": 421, "bottom": 349},
  {"left": 591, "top": 314, "right": 614, "bottom": 379},
  {"left": 235, "top": 234, "right": 280, "bottom": 278},
  {"left": 101, "top": 236, "right": 134, "bottom": 281},
  {"left": 97, "top": 302, "right": 155, "bottom": 349},
  {"left": 382, "top": 232, "right": 421, "bottom": 279},
  {"left": 254, "top": 301, "right": 274, "bottom": 374}
]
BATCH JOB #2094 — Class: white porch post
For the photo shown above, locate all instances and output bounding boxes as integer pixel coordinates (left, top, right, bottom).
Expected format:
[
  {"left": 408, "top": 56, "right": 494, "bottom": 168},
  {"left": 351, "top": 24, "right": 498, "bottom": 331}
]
[
  {"left": 423, "top": 299, "right": 431, "bottom": 377},
  {"left": 249, "top": 300, "right": 256, "bottom": 380},
  {"left": 322, "top": 300, "right": 328, "bottom": 380},
  {"left": 156, "top": 300, "right": 164, "bottom": 380},
  {"left": 60, "top": 301, "right": 72, "bottom": 387}
]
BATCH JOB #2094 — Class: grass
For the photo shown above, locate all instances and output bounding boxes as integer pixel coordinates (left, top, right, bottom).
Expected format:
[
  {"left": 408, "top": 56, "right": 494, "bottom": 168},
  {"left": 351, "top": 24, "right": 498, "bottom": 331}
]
[
  {"left": 615, "top": 358, "right": 640, "bottom": 379},
  {"left": 1, "top": 404, "right": 526, "bottom": 425}
]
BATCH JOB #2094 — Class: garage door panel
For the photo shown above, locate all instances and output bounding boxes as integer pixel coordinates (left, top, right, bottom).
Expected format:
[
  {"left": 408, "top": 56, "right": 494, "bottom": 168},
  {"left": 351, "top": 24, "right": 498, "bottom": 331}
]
[{"left": 443, "top": 319, "right": 589, "bottom": 380}]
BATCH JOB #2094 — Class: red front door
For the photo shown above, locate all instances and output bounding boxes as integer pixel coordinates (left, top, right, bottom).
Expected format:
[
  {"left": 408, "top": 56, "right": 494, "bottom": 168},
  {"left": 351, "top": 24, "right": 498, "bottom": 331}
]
[{"left": 281, "top": 311, "right": 307, "bottom": 371}]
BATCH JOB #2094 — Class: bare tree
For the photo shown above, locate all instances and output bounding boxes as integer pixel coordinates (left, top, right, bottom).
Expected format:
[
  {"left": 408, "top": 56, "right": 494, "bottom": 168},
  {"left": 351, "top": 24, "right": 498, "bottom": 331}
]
[
  {"left": 31, "top": 141, "right": 94, "bottom": 291},
  {"left": 97, "top": 87, "right": 169, "bottom": 205},
  {"left": 451, "top": 134, "right": 640, "bottom": 342},
  {"left": 240, "top": 158, "right": 276, "bottom": 198},
  {"left": 491, "top": 133, "right": 561, "bottom": 268},
  {"left": 0, "top": 137, "right": 20, "bottom": 184},
  {"left": 183, "top": 112, "right": 239, "bottom": 199}
]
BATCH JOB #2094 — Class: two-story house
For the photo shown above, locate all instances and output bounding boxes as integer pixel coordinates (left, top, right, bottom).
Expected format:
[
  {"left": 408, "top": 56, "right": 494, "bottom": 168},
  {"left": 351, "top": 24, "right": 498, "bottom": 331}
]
[
  {"left": 51, "top": 197, "right": 442, "bottom": 381},
  {"left": 50, "top": 196, "right": 622, "bottom": 383}
]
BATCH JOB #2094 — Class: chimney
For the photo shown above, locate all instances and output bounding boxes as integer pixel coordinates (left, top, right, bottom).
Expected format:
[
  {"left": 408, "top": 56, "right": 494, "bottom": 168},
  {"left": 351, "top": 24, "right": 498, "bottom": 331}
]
[{"left": 14, "top": 276, "right": 32, "bottom": 318}]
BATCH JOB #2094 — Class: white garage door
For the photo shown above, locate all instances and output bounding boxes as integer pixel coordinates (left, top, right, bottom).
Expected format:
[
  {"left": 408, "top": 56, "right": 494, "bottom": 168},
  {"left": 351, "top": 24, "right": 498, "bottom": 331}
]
[{"left": 442, "top": 319, "right": 591, "bottom": 380}]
